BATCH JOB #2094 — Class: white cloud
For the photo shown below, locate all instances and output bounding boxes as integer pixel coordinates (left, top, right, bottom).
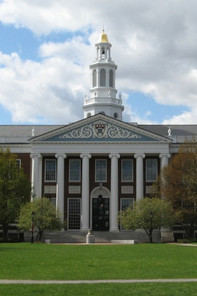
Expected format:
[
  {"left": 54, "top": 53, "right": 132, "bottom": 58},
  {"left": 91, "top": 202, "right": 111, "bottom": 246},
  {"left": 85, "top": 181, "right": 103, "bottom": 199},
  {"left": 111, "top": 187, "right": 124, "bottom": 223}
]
[
  {"left": 1, "top": 0, "right": 197, "bottom": 123},
  {"left": 0, "top": 47, "right": 89, "bottom": 123}
]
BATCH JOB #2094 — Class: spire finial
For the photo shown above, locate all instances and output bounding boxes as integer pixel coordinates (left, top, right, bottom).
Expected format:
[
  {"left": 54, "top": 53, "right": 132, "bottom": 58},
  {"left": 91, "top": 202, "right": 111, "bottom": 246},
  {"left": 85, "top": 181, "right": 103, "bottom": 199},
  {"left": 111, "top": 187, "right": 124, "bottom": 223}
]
[{"left": 100, "top": 28, "right": 109, "bottom": 43}]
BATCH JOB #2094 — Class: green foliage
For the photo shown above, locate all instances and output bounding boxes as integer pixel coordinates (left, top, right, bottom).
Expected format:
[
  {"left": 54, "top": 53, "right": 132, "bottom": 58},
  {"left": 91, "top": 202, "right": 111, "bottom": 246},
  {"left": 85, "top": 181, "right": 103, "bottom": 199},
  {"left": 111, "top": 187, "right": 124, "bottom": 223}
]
[
  {"left": 0, "top": 148, "right": 31, "bottom": 240},
  {"left": 153, "top": 143, "right": 197, "bottom": 238},
  {"left": 18, "top": 198, "right": 63, "bottom": 241},
  {"left": 119, "top": 198, "right": 175, "bottom": 243}
]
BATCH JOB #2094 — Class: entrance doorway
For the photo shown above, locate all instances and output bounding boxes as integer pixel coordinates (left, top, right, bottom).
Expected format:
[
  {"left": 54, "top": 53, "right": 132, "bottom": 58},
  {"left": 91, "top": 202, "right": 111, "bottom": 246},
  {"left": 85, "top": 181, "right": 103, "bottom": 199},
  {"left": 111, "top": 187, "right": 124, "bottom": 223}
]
[{"left": 92, "top": 197, "right": 109, "bottom": 231}]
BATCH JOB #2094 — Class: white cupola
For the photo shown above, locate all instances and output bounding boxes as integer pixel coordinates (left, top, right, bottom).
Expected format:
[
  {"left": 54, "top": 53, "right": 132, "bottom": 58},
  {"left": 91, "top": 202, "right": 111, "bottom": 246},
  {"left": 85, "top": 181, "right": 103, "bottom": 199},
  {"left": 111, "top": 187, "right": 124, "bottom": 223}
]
[{"left": 83, "top": 30, "right": 124, "bottom": 120}]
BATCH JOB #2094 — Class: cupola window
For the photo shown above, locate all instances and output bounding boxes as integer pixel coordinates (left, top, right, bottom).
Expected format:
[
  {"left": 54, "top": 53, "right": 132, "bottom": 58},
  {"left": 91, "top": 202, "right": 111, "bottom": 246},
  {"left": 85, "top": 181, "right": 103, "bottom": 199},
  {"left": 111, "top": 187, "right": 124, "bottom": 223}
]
[
  {"left": 101, "top": 47, "right": 105, "bottom": 59},
  {"left": 109, "top": 70, "right": 113, "bottom": 87},
  {"left": 114, "top": 112, "right": 118, "bottom": 119},
  {"left": 93, "top": 70, "right": 97, "bottom": 87},
  {"left": 100, "top": 69, "right": 106, "bottom": 86}
]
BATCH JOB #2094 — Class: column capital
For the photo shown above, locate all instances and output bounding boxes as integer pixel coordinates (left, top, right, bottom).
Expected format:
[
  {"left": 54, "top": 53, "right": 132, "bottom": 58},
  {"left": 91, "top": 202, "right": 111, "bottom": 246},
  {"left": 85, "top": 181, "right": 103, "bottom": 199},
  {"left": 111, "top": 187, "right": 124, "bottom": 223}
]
[
  {"left": 109, "top": 153, "right": 120, "bottom": 159},
  {"left": 134, "top": 153, "right": 145, "bottom": 159},
  {"left": 159, "top": 153, "right": 171, "bottom": 159},
  {"left": 55, "top": 153, "right": 67, "bottom": 159},
  {"left": 80, "top": 153, "right": 91, "bottom": 159},
  {"left": 30, "top": 153, "right": 42, "bottom": 159}
]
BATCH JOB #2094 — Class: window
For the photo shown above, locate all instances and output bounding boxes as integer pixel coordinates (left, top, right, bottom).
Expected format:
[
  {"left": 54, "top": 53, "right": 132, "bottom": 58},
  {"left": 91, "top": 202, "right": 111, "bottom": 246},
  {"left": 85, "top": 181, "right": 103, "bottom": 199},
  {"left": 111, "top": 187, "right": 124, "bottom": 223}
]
[
  {"left": 109, "top": 69, "right": 113, "bottom": 87},
  {"left": 120, "top": 198, "right": 134, "bottom": 230},
  {"left": 101, "top": 48, "right": 105, "bottom": 59},
  {"left": 121, "top": 159, "right": 133, "bottom": 182},
  {"left": 100, "top": 69, "right": 106, "bottom": 86},
  {"left": 114, "top": 112, "right": 118, "bottom": 119},
  {"left": 93, "top": 69, "right": 97, "bottom": 87},
  {"left": 46, "top": 197, "right": 56, "bottom": 208},
  {"left": 120, "top": 198, "right": 134, "bottom": 211},
  {"left": 95, "top": 159, "right": 107, "bottom": 182},
  {"left": 68, "top": 198, "right": 81, "bottom": 230},
  {"left": 69, "top": 159, "right": 81, "bottom": 182},
  {"left": 16, "top": 159, "right": 21, "bottom": 170},
  {"left": 45, "top": 159, "right": 56, "bottom": 182},
  {"left": 146, "top": 159, "right": 158, "bottom": 182}
]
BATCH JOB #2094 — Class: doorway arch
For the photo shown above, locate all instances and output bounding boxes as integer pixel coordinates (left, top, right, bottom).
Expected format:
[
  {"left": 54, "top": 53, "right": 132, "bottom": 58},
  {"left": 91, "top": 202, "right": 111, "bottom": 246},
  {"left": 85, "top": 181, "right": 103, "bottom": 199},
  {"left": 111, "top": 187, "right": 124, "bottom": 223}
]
[{"left": 90, "top": 186, "right": 110, "bottom": 231}]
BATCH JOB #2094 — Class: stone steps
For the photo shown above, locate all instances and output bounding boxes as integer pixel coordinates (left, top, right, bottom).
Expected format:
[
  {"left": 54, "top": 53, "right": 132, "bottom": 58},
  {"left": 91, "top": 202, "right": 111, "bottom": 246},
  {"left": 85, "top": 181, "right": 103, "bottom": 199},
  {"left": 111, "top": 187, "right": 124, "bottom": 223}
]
[{"left": 24, "top": 229, "right": 161, "bottom": 243}]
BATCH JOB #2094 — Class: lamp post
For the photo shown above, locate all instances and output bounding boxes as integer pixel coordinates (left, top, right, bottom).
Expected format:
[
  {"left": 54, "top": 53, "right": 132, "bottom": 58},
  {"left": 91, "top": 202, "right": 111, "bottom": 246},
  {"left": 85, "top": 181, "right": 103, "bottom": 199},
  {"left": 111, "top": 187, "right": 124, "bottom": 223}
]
[{"left": 31, "top": 211, "right": 35, "bottom": 244}]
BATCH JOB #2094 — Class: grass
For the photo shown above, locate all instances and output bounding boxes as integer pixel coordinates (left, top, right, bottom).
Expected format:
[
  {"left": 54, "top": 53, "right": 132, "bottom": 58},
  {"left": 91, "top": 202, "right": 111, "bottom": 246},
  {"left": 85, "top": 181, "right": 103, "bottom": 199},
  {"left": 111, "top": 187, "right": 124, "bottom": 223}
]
[
  {"left": 0, "top": 243, "right": 197, "bottom": 280},
  {"left": 0, "top": 283, "right": 197, "bottom": 296},
  {"left": 0, "top": 243, "right": 197, "bottom": 295}
]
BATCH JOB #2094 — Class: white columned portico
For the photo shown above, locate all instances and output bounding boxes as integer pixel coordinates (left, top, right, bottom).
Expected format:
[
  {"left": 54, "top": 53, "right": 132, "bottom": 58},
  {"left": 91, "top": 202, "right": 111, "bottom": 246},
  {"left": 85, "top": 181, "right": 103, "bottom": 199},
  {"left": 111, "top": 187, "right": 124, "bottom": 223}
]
[
  {"left": 55, "top": 153, "right": 67, "bottom": 222},
  {"left": 80, "top": 153, "right": 91, "bottom": 231},
  {"left": 30, "top": 153, "right": 42, "bottom": 200},
  {"left": 109, "top": 153, "right": 120, "bottom": 232},
  {"left": 134, "top": 153, "right": 145, "bottom": 201}
]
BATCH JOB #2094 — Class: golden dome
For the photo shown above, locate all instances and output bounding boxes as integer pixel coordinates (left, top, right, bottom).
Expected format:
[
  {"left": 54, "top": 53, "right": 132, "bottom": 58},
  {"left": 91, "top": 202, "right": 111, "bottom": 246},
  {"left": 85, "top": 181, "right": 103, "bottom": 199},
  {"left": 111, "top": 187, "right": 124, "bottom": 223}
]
[{"left": 100, "top": 30, "right": 109, "bottom": 43}]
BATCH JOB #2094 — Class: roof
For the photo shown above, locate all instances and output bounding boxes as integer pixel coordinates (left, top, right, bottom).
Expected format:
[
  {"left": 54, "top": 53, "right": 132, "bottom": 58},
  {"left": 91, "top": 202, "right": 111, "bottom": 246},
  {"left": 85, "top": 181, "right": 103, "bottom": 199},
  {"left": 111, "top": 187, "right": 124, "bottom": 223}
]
[
  {"left": 0, "top": 125, "right": 62, "bottom": 143},
  {"left": 0, "top": 121, "right": 197, "bottom": 144},
  {"left": 139, "top": 124, "right": 197, "bottom": 143}
]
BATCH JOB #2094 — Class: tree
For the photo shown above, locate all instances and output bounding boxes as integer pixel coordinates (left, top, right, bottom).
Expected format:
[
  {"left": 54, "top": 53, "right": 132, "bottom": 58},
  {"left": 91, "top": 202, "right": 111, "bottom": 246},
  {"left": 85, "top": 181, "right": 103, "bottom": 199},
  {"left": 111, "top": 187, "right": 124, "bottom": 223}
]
[
  {"left": 152, "top": 143, "right": 197, "bottom": 238},
  {"left": 0, "top": 148, "right": 31, "bottom": 241},
  {"left": 119, "top": 198, "right": 175, "bottom": 243},
  {"left": 18, "top": 198, "right": 63, "bottom": 241}
]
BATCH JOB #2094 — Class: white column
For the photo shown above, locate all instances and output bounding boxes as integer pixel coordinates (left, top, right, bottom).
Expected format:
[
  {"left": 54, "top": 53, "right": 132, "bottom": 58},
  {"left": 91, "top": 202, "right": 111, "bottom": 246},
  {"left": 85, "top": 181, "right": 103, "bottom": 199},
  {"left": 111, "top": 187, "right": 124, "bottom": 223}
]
[
  {"left": 30, "top": 153, "right": 42, "bottom": 200},
  {"left": 55, "top": 153, "right": 66, "bottom": 222},
  {"left": 159, "top": 153, "right": 170, "bottom": 169},
  {"left": 80, "top": 153, "right": 91, "bottom": 231},
  {"left": 134, "top": 153, "right": 145, "bottom": 201},
  {"left": 109, "top": 153, "right": 120, "bottom": 232},
  {"left": 159, "top": 153, "right": 170, "bottom": 199}
]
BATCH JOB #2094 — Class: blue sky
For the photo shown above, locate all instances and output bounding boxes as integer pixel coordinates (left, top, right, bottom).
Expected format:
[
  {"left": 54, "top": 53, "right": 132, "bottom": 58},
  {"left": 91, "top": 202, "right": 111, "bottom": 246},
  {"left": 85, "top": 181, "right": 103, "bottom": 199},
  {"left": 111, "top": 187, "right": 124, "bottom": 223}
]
[{"left": 0, "top": 0, "right": 196, "bottom": 125}]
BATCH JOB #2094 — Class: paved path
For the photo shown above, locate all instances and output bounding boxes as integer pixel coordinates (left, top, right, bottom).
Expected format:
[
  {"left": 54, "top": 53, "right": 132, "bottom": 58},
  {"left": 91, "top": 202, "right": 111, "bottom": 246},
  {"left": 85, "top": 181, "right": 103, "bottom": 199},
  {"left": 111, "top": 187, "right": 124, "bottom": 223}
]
[{"left": 0, "top": 279, "right": 197, "bottom": 284}]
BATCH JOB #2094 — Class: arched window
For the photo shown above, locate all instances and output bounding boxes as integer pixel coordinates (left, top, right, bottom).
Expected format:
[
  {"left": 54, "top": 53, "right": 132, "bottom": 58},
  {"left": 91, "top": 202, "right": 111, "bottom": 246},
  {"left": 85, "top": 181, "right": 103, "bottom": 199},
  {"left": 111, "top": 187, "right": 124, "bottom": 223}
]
[
  {"left": 93, "top": 70, "right": 97, "bottom": 87},
  {"left": 87, "top": 112, "right": 91, "bottom": 118},
  {"left": 101, "top": 47, "right": 105, "bottom": 59},
  {"left": 100, "top": 69, "right": 106, "bottom": 87},
  {"left": 114, "top": 112, "right": 118, "bottom": 119},
  {"left": 109, "top": 70, "right": 113, "bottom": 87}
]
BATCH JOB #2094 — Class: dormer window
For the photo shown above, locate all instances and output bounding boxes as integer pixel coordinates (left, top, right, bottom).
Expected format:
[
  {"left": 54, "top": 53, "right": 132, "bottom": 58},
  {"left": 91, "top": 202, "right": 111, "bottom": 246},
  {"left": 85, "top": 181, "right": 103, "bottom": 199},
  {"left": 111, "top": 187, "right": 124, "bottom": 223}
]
[{"left": 114, "top": 112, "right": 118, "bottom": 119}]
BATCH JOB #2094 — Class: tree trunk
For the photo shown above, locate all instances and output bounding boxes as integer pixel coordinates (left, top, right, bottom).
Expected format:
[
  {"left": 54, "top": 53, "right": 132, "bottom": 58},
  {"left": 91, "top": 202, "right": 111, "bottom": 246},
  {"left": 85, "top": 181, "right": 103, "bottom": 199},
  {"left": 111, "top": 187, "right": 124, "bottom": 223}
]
[
  {"left": 2, "top": 223, "right": 9, "bottom": 241},
  {"left": 148, "top": 231, "right": 153, "bottom": 243}
]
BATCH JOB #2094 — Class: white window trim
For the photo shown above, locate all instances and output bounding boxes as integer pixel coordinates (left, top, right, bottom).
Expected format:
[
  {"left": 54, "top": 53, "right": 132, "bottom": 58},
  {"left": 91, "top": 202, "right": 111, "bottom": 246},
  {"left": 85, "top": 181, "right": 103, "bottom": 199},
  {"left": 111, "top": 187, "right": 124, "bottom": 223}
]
[
  {"left": 145, "top": 158, "right": 158, "bottom": 182},
  {"left": 95, "top": 159, "right": 107, "bottom": 182},
  {"left": 16, "top": 159, "right": 21, "bottom": 169},
  {"left": 69, "top": 159, "right": 81, "bottom": 183},
  {"left": 121, "top": 159, "right": 133, "bottom": 182},
  {"left": 45, "top": 159, "right": 56, "bottom": 182}
]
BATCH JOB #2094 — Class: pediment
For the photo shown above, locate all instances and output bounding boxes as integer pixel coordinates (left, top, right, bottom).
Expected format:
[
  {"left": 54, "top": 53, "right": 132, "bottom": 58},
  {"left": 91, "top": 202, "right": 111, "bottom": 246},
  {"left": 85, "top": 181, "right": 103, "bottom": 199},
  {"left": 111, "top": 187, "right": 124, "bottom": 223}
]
[{"left": 30, "top": 114, "right": 170, "bottom": 143}]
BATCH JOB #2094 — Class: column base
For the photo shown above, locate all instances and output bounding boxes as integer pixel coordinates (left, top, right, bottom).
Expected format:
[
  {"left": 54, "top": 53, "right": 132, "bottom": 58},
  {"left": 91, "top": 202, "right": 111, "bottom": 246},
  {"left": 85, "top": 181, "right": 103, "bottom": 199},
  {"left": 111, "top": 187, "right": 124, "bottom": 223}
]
[
  {"left": 81, "top": 228, "right": 89, "bottom": 232},
  {"left": 110, "top": 228, "right": 119, "bottom": 232}
]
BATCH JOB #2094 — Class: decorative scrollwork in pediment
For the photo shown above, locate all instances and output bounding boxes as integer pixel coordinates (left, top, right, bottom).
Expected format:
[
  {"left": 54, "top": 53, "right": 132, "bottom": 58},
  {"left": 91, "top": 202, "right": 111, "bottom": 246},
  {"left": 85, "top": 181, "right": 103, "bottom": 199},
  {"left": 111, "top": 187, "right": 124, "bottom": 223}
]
[{"left": 59, "top": 120, "right": 141, "bottom": 140}]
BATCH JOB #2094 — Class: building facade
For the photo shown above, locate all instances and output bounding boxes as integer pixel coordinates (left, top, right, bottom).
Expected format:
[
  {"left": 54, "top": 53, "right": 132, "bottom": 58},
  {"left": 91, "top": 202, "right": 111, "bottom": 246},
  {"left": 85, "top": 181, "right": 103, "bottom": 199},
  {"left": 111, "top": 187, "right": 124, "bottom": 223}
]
[{"left": 0, "top": 31, "right": 197, "bottom": 238}]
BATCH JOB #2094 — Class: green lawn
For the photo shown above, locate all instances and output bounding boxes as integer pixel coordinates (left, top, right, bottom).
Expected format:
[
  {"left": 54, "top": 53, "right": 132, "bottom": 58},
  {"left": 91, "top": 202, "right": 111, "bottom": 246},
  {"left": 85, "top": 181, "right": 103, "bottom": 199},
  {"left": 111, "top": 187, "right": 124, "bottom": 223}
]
[
  {"left": 0, "top": 283, "right": 197, "bottom": 296},
  {"left": 0, "top": 243, "right": 196, "bottom": 280}
]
